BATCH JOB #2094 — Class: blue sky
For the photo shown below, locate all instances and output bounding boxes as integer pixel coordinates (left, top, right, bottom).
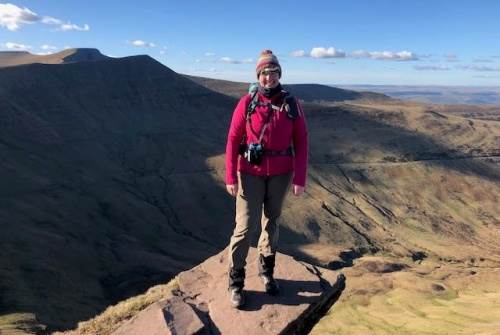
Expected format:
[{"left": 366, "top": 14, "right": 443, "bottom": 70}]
[{"left": 1, "top": 0, "right": 500, "bottom": 85}]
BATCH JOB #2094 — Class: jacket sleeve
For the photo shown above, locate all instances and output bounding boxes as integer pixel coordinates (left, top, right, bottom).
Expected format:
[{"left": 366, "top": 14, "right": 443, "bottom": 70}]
[
  {"left": 225, "top": 95, "right": 249, "bottom": 185},
  {"left": 292, "top": 99, "right": 308, "bottom": 187}
]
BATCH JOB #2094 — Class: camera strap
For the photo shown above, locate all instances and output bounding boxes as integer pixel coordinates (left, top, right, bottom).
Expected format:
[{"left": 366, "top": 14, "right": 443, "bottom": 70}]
[{"left": 239, "top": 104, "right": 272, "bottom": 149}]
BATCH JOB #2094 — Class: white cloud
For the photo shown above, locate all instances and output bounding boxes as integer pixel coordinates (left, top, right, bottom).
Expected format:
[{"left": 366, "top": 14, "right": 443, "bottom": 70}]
[
  {"left": 60, "top": 23, "right": 89, "bottom": 31},
  {"left": 42, "top": 16, "right": 89, "bottom": 31},
  {"left": 40, "top": 44, "right": 57, "bottom": 51},
  {"left": 130, "top": 40, "right": 156, "bottom": 47},
  {"left": 369, "top": 50, "right": 417, "bottom": 61},
  {"left": 3, "top": 42, "right": 31, "bottom": 50},
  {"left": 41, "top": 16, "right": 62, "bottom": 25},
  {"left": 414, "top": 65, "right": 449, "bottom": 71},
  {"left": 291, "top": 50, "right": 306, "bottom": 57},
  {"left": 351, "top": 50, "right": 370, "bottom": 58},
  {"left": 220, "top": 56, "right": 253, "bottom": 64},
  {"left": 159, "top": 50, "right": 166, "bottom": 55},
  {"left": 310, "top": 47, "right": 346, "bottom": 58},
  {"left": 0, "top": 4, "right": 89, "bottom": 32},
  {"left": 351, "top": 49, "right": 418, "bottom": 61},
  {"left": 457, "top": 65, "right": 500, "bottom": 72},
  {"left": 204, "top": 52, "right": 215, "bottom": 57},
  {"left": 0, "top": 3, "right": 38, "bottom": 31},
  {"left": 221, "top": 57, "right": 237, "bottom": 63},
  {"left": 35, "top": 51, "right": 55, "bottom": 55}
]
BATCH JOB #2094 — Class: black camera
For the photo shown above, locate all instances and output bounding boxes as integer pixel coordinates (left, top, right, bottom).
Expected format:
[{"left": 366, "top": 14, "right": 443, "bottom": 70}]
[{"left": 242, "top": 142, "right": 264, "bottom": 165}]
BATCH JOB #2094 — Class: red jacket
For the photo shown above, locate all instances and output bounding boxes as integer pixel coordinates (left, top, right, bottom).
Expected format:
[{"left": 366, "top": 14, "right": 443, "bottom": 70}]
[{"left": 225, "top": 90, "right": 308, "bottom": 187}]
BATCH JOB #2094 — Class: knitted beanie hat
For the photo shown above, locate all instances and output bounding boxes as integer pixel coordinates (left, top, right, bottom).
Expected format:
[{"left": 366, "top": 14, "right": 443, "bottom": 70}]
[{"left": 255, "top": 49, "right": 281, "bottom": 79}]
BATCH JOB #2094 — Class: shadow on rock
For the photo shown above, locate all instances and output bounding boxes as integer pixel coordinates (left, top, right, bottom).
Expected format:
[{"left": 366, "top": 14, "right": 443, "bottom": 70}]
[{"left": 241, "top": 274, "right": 346, "bottom": 312}]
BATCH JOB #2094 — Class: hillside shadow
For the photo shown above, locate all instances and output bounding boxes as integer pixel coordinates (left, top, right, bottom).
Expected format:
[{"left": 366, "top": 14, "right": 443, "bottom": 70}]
[{"left": 0, "top": 59, "right": 245, "bottom": 332}]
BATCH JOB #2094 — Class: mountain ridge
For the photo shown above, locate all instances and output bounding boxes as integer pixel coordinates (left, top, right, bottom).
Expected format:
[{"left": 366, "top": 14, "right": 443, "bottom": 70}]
[
  {"left": 0, "top": 48, "right": 110, "bottom": 68},
  {"left": 186, "top": 75, "right": 391, "bottom": 103}
]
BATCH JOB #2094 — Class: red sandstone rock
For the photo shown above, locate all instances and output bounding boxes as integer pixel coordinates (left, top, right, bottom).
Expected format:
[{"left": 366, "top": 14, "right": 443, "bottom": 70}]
[{"left": 113, "top": 247, "right": 345, "bottom": 335}]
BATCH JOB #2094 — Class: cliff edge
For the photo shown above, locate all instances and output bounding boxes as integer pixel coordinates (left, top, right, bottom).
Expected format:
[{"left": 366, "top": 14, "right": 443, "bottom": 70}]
[{"left": 111, "top": 248, "right": 345, "bottom": 335}]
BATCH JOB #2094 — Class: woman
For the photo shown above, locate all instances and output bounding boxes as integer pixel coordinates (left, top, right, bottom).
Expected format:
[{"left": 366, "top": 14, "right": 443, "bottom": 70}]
[{"left": 225, "top": 49, "right": 308, "bottom": 308}]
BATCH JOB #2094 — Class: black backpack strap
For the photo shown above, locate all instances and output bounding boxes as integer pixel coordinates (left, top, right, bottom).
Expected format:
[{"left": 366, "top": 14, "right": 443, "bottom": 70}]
[
  {"left": 240, "top": 90, "right": 263, "bottom": 150},
  {"left": 246, "top": 90, "right": 260, "bottom": 119},
  {"left": 281, "top": 91, "right": 300, "bottom": 121}
]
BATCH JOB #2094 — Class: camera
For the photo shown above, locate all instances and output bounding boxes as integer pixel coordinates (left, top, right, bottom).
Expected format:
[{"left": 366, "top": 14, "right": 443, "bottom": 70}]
[{"left": 241, "top": 142, "right": 264, "bottom": 165}]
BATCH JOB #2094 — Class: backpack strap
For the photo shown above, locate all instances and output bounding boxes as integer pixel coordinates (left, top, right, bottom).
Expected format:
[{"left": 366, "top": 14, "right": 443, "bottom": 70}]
[
  {"left": 246, "top": 88, "right": 260, "bottom": 120},
  {"left": 239, "top": 87, "right": 301, "bottom": 153},
  {"left": 281, "top": 91, "right": 300, "bottom": 121},
  {"left": 246, "top": 84, "right": 282, "bottom": 118},
  {"left": 246, "top": 87, "right": 301, "bottom": 121}
]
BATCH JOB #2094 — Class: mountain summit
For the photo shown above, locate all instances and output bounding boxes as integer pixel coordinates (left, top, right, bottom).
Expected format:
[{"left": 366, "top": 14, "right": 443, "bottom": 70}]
[{"left": 0, "top": 48, "right": 109, "bottom": 68}]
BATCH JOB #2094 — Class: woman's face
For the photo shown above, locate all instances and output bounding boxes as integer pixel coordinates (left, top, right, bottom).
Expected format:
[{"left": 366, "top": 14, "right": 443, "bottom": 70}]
[{"left": 259, "top": 68, "right": 280, "bottom": 89}]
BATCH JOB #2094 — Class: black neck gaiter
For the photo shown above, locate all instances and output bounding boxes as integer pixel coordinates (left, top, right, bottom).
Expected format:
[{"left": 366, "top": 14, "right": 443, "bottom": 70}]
[{"left": 259, "top": 83, "right": 282, "bottom": 98}]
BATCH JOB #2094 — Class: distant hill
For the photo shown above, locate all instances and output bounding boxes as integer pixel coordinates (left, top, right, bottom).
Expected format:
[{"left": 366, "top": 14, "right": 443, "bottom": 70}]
[
  {"left": 186, "top": 75, "right": 390, "bottom": 103},
  {"left": 339, "top": 84, "right": 500, "bottom": 105},
  {"left": 0, "top": 48, "right": 109, "bottom": 68}
]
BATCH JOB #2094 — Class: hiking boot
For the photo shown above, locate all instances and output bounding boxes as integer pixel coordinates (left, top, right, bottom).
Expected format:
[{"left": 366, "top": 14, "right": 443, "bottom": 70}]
[
  {"left": 258, "top": 254, "right": 278, "bottom": 294},
  {"left": 229, "top": 287, "right": 245, "bottom": 308},
  {"left": 228, "top": 267, "right": 245, "bottom": 308},
  {"left": 260, "top": 274, "right": 279, "bottom": 295}
]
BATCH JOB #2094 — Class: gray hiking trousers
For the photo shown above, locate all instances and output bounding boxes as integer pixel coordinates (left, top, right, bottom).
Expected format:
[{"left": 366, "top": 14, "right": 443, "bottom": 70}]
[{"left": 228, "top": 172, "right": 293, "bottom": 270}]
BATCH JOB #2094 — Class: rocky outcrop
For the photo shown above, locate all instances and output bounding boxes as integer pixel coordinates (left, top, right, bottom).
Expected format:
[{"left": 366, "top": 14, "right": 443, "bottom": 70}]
[{"left": 112, "top": 248, "right": 345, "bottom": 335}]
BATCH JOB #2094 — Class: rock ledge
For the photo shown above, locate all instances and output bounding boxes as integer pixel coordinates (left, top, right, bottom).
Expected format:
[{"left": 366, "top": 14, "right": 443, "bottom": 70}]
[{"left": 112, "top": 248, "right": 345, "bottom": 335}]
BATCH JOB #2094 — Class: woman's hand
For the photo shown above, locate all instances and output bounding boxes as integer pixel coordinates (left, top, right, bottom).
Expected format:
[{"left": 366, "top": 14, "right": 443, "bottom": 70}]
[
  {"left": 226, "top": 184, "right": 239, "bottom": 197},
  {"left": 292, "top": 184, "right": 305, "bottom": 196}
]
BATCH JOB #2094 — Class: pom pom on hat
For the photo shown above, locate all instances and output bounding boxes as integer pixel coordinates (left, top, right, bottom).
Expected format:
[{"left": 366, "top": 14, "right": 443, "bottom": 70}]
[{"left": 256, "top": 49, "right": 281, "bottom": 79}]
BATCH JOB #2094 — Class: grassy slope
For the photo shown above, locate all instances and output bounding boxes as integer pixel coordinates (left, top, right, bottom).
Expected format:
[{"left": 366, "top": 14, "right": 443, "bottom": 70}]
[
  {"left": 53, "top": 278, "right": 178, "bottom": 335},
  {"left": 0, "top": 276, "right": 179, "bottom": 335},
  {"left": 310, "top": 257, "right": 500, "bottom": 335},
  {"left": 303, "top": 101, "right": 500, "bottom": 334}
]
